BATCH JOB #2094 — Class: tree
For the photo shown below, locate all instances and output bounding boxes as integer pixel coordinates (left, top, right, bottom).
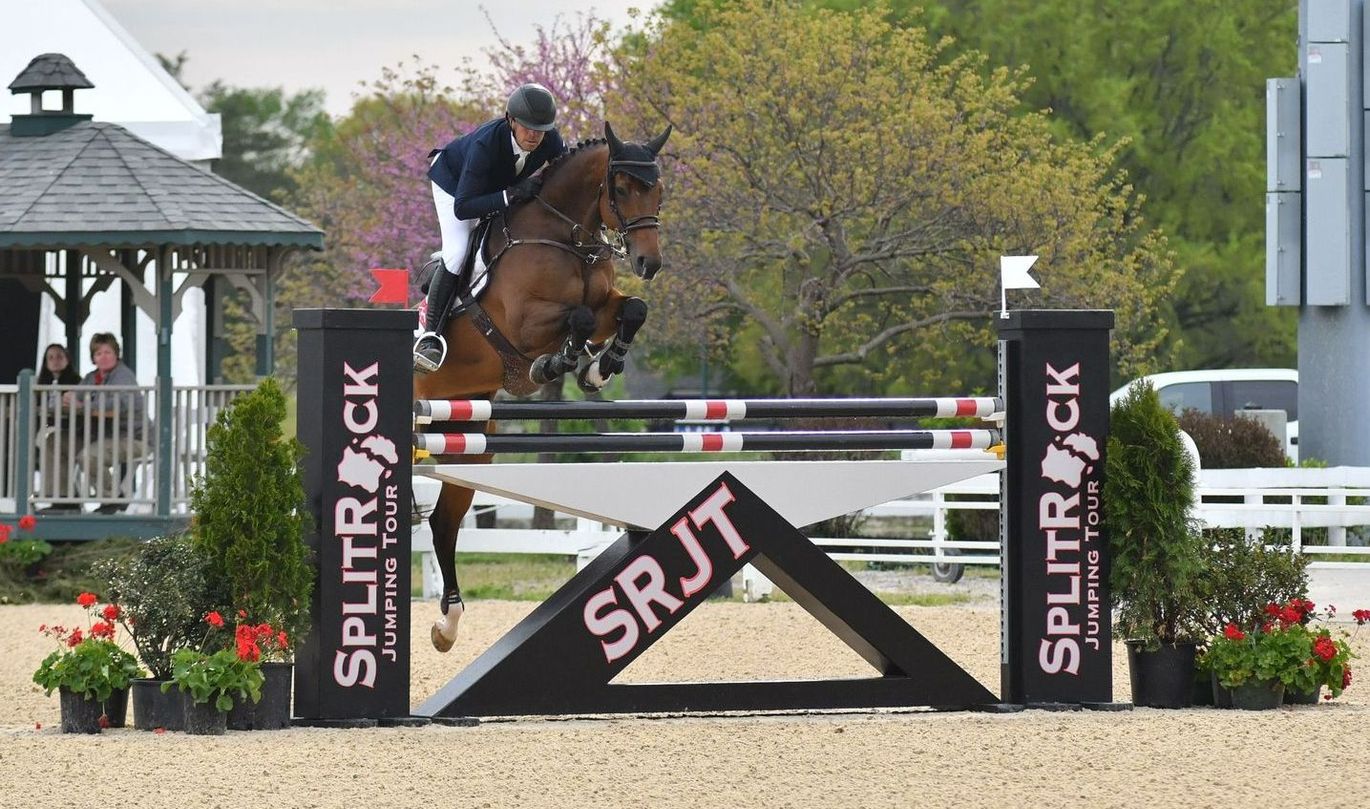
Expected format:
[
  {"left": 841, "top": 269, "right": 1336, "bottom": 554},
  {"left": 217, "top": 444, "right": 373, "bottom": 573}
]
[
  {"left": 200, "top": 82, "right": 333, "bottom": 201},
  {"left": 613, "top": 0, "right": 1175, "bottom": 396},
  {"left": 918, "top": 0, "right": 1299, "bottom": 368}
]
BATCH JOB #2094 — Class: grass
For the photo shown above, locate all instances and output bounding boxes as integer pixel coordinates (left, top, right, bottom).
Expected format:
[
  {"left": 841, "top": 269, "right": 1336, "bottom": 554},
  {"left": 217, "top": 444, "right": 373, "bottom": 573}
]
[
  {"left": 411, "top": 552, "right": 577, "bottom": 600},
  {"left": 411, "top": 553, "right": 984, "bottom": 606}
]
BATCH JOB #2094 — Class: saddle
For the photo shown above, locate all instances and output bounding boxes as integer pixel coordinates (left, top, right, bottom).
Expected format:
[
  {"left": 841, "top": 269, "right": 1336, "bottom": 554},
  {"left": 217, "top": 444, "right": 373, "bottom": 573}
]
[{"left": 416, "top": 215, "right": 500, "bottom": 318}]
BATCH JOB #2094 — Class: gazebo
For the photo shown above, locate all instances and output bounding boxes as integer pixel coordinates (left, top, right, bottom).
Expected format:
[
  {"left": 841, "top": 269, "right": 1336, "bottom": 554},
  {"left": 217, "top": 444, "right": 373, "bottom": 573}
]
[{"left": 0, "top": 54, "right": 324, "bottom": 538}]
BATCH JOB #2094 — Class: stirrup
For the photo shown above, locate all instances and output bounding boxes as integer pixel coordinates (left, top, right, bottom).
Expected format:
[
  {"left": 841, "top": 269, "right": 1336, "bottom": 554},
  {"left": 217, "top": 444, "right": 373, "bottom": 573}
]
[{"left": 413, "top": 331, "right": 448, "bottom": 374}]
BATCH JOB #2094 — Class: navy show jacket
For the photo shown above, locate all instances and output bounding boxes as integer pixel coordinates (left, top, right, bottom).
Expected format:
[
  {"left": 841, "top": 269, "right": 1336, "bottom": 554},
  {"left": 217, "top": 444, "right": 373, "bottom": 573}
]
[{"left": 428, "top": 117, "right": 566, "bottom": 220}]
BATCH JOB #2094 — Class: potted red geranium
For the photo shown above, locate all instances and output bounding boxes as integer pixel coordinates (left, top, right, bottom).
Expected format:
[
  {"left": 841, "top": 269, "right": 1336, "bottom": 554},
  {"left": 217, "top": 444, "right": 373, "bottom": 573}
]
[
  {"left": 32, "top": 592, "right": 143, "bottom": 732},
  {"left": 162, "top": 611, "right": 265, "bottom": 735},
  {"left": 225, "top": 612, "right": 293, "bottom": 730}
]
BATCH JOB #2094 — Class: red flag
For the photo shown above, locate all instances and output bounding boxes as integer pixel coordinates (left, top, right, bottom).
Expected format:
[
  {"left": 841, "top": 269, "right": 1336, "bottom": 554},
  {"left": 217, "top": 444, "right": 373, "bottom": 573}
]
[{"left": 369, "top": 269, "right": 410, "bottom": 305}]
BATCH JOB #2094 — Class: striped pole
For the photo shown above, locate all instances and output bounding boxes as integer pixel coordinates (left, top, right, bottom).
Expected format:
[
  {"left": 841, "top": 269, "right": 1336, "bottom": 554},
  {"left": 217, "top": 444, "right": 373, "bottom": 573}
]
[
  {"left": 414, "top": 397, "right": 1003, "bottom": 423},
  {"left": 413, "top": 428, "right": 1002, "bottom": 455}
]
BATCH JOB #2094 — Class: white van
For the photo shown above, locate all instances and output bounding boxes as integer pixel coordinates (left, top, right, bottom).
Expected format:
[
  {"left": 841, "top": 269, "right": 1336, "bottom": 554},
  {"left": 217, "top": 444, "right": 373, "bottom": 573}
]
[{"left": 1108, "top": 369, "right": 1298, "bottom": 461}]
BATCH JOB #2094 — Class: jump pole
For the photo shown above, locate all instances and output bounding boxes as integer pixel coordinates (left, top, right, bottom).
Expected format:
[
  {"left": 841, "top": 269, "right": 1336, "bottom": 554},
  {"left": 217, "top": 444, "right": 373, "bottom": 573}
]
[{"left": 290, "top": 307, "right": 1115, "bottom": 722}]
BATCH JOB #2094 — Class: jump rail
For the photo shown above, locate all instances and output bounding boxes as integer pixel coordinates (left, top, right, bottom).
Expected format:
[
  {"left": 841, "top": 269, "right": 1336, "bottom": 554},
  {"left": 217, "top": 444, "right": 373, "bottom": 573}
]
[
  {"left": 414, "top": 396, "right": 1004, "bottom": 423},
  {"left": 413, "top": 428, "right": 1003, "bottom": 455}
]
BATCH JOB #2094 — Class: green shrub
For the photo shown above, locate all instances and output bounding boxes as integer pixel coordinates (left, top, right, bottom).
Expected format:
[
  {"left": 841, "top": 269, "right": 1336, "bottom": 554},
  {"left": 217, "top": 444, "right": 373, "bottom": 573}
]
[
  {"left": 1194, "top": 528, "right": 1308, "bottom": 639},
  {"left": 1106, "top": 382, "right": 1207, "bottom": 645},
  {"left": 1176, "top": 409, "right": 1286, "bottom": 469},
  {"left": 96, "top": 534, "right": 216, "bottom": 679},
  {"left": 190, "top": 378, "right": 312, "bottom": 653}
]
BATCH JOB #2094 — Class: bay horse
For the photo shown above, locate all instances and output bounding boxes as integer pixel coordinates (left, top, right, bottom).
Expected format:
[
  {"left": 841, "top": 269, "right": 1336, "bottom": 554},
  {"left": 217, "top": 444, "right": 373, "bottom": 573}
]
[{"left": 415, "top": 121, "right": 672, "bottom": 652}]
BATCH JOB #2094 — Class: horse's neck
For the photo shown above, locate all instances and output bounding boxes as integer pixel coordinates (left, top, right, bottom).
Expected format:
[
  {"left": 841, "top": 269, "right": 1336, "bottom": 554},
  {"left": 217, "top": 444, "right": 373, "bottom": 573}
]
[{"left": 543, "top": 151, "right": 606, "bottom": 231}]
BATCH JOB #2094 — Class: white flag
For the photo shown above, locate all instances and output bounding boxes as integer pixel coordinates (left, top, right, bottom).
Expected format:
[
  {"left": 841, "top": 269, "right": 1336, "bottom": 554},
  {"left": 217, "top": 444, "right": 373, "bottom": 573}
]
[{"left": 1000, "top": 255, "right": 1040, "bottom": 290}]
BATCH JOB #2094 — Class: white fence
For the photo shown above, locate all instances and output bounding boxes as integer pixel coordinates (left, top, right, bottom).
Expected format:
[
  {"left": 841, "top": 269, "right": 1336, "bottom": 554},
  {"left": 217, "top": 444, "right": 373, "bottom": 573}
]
[{"left": 410, "top": 466, "right": 1370, "bottom": 598}]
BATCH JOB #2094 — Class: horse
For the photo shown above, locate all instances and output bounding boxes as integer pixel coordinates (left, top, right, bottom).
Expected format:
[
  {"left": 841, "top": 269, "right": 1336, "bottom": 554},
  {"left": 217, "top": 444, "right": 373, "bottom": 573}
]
[{"left": 414, "top": 121, "right": 672, "bottom": 652}]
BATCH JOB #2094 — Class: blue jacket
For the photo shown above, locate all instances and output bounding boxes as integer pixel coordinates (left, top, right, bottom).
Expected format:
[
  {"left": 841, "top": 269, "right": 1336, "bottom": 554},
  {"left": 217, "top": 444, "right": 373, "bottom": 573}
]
[{"left": 428, "top": 118, "right": 566, "bottom": 220}]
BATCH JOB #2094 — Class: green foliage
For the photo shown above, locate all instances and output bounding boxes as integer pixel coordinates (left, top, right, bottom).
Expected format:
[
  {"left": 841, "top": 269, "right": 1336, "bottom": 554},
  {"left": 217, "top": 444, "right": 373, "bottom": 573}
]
[
  {"left": 1176, "top": 410, "right": 1286, "bottom": 469},
  {"left": 1193, "top": 529, "right": 1308, "bottom": 640},
  {"left": 96, "top": 535, "right": 217, "bottom": 679},
  {"left": 616, "top": 0, "right": 1176, "bottom": 396},
  {"left": 1206, "top": 623, "right": 1311, "bottom": 689},
  {"left": 919, "top": 0, "right": 1298, "bottom": 369},
  {"left": 190, "top": 378, "right": 313, "bottom": 652},
  {"left": 33, "top": 639, "right": 141, "bottom": 701},
  {"left": 199, "top": 82, "right": 333, "bottom": 203},
  {"left": 163, "top": 647, "right": 264, "bottom": 711},
  {"left": 1105, "top": 382, "right": 1206, "bottom": 644},
  {"left": 0, "top": 538, "right": 52, "bottom": 568}
]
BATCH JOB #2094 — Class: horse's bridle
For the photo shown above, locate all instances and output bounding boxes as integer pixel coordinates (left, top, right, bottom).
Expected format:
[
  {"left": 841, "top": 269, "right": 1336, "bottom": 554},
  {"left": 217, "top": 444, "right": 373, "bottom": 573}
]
[{"left": 486, "top": 154, "right": 663, "bottom": 268}]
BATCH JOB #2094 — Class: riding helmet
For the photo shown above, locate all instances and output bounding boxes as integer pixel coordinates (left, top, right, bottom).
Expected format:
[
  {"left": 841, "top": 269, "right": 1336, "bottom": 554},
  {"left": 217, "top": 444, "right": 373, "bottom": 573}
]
[{"left": 506, "top": 83, "right": 557, "bottom": 132}]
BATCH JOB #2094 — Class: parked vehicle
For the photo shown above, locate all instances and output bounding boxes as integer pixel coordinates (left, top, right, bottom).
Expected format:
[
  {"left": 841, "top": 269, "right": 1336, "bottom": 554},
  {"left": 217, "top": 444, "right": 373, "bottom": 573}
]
[{"left": 1109, "top": 369, "right": 1298, "bottom": 461}]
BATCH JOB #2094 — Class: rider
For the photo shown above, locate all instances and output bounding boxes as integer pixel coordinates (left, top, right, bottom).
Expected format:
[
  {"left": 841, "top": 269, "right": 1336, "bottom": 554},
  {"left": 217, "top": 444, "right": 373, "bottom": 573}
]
[{"left": 414, "top": 82, "right": 567, "bottom": 373}]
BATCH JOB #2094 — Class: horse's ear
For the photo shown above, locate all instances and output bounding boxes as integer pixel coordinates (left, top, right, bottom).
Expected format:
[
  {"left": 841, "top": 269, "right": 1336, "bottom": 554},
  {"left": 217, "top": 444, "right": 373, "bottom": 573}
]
[
  {"left": 604, "top": 121, "right": 625, "bottom": 154},
  {"left": 645, "top": 124, "right": 672, "bottom": 156}
]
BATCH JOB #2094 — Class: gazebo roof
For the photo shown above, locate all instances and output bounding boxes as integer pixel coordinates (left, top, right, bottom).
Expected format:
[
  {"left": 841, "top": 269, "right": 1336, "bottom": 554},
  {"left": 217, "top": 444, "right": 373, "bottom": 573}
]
[
  {"left": 8, "top": 53, "right": 94, "bottom": 93},
  {"left": 0, "top": 119, "right": 323, "bottom": 249}
]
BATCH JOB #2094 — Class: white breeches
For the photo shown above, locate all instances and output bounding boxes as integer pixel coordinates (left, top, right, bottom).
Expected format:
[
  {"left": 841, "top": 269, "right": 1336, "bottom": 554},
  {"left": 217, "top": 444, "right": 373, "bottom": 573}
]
[{"left": 431, "top": 180, "right": 478, "bottom": 275}]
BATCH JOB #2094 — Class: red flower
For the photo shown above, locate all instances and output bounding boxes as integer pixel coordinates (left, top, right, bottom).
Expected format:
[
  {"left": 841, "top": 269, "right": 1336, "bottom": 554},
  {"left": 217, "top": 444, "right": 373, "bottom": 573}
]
[
  {"left": 17, "top": 514, "right": 36, "bottom": 531},
  {"left": 0, "top": 524, "right": 11, "bottom": 544},
  {"left": 1344, "top": 667, "right": 1353, "bottom": 689},
  {"left": 256, "top": 623, "right": 273, "bottom": 641},
  {"left": 1314, "top": 636, "right": 1339, "bottom": 662},
  {"left": 1263, "top": 603, "right": 1281, "bottom": 617},
  {"left": 1354, "top": 609, "right": 1370, "bottom": 626},
  {"left": 277, "top": 631, "right": 288, "bottom": 649},
  {"left": 98, "top": 714, "right": 109, "bottom": 729},
  {"left": 205, "top": 611, "right": 224, "bottom": 628},
  {"left": 235, "top": 639, "right": 261, "bottom": 663},
  {"left": 1280, "top": 606, "right": 1302, "bottom": 625},
  {"left": 237, "top": 609, "right": 248, "bottom": 619},
  {"left": 101, "top": 604, "right": 121, "bottom": 622},
  {"left": 90, "top": 621, "right": 115, "bottom": 639},
  {"left": 66, "top": 628, "right": 83, "bottom": 647},
  {"left": 1223, "top": 623, "right": 1246, "bottom": 641},
  {"left": 1261, "top": 621, "right": 1274, "bottom": 634},
  {"left": 76, "top": 592, "right": 97, "bottom": 608}
]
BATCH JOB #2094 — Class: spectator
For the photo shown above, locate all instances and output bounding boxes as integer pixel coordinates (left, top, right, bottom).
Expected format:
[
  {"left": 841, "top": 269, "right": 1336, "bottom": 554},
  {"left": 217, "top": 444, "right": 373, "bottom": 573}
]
[
  {"left": 36, "top": 343, "right": 80, "bottom": 385},
  {"left": 36, "top": 343, "right": 83, "bottom": 513},
  {"left": 64, "top": 333, "right": 149, "bottom": 514}
]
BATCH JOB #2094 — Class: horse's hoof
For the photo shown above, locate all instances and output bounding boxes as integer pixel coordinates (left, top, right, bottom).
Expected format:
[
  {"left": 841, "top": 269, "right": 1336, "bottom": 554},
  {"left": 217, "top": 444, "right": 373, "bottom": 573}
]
[
  {"left": 577, "top": 361, "right": 608, "bottom": 393},
  {"left": 430, "top": 600, "right": 464, "bottom": 653},
  {"left": 530, "top": 354, "right": 561, "bottom": 385},
  {"left": 431, "top": 622, "right": 455, "bottom": 653}
]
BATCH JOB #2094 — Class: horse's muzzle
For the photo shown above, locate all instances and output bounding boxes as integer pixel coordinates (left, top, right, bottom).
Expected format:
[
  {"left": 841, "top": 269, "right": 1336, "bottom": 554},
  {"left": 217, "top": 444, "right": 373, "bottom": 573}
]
[{"left": 635, "top": 254, "right": 662, "bottom": 280}]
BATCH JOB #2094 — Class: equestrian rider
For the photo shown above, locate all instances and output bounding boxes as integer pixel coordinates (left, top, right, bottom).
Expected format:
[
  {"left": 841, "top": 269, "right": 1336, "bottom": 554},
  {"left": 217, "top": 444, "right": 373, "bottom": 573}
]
[{"left": 414, "top": 83, "right": 567, "bottom": 373}]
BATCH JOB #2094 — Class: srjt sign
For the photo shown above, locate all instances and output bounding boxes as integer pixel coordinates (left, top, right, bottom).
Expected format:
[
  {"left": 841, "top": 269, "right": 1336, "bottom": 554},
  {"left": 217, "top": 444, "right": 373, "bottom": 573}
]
[
  {"left": 998, "top": 310, "right": 1114, "bottom": 705},
  {"left": 294, "top": 309, "right": 415, "bottom": 721}
]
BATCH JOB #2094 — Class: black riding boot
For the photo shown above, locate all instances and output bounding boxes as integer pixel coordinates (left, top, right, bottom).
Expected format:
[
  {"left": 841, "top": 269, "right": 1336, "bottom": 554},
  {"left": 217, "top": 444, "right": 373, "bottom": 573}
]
[{"left": 414, "top": 264, "right": 462, "bottom": 374}]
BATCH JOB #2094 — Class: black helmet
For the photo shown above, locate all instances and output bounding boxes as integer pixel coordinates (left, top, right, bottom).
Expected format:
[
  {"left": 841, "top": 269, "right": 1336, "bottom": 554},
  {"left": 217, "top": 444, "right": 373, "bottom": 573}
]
[{"left": 506, "top": 83, "right": 557, "bottom": 131}]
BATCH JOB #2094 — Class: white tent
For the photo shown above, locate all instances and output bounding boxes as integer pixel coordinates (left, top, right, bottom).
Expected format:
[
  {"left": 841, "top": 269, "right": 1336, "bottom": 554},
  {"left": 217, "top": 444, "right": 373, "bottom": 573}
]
[{"left": 2, "top": 0, "right": 222, "bottom": 384}]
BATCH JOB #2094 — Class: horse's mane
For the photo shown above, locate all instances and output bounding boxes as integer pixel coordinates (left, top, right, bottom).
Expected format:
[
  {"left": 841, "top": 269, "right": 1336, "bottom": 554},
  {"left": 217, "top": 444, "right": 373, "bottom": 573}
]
[{"left": 539, "top": 138, "right": 607, "bottom": 186}]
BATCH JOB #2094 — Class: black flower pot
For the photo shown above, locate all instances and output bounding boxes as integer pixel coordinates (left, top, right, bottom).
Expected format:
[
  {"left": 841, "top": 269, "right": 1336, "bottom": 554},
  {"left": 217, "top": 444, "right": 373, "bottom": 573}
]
[
  {"left": 58, "top": 687, "right": 105, "bottom": 734},
  {"left": 1211, "top": 670, "right": 1234, "bottom": 709},
  {"left": 227, "top": 662, "right": 293, "bottom": 730},
  {"left": 183, "top": 699, "right": 228, "bottom": 736},
  {"left": 132, "top": 679, "right": 185, "bottom": 731},
  {"left": 1191, "top": 669, "right": 1215, "bottom": 706},
  {"left": 1125, "top": 640, "right": 1197, "bottom": 708},
  {"left": 1231, "top": 679, "right": 1285, "bottom": 710},
  {"left": 1284, "top": 684, "right": 1322, "bottom": 705}
]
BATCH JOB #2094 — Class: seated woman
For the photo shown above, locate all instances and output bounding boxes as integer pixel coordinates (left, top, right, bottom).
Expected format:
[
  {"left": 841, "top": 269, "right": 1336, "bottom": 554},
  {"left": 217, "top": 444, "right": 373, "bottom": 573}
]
[
  {"left": 64, "top": 333, "right": 150, "bottom": 514},
  {"left": 36, "top": 343, "right": 83, "bottom": 512}
]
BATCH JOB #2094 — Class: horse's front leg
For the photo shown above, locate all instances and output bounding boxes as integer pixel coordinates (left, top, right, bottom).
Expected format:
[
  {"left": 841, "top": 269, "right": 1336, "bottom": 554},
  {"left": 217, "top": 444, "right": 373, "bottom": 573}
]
[
  {"left": 577, "top": 293, "right": 647, "bottom": 392},
  {"left": 529, "top": 305, "right": 596, "bottom": 385},
  {"left": 429, "top": 437, "right": 494, "bottom": 653}
]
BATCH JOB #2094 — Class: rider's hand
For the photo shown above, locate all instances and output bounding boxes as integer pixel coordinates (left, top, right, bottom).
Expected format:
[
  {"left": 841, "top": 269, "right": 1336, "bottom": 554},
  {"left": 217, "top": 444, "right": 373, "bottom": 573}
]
[{"left": 507, "top": 176, "right": 542, "bottom": 205}]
